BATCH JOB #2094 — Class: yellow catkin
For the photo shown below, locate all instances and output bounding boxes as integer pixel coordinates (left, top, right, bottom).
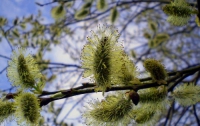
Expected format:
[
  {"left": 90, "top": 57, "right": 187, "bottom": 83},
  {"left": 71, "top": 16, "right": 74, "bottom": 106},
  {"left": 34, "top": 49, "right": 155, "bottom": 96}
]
[
  {"left": 7, "top": 48, "right": 42, "bottom": 89},
  {"left": 83, "top": 93, "right": 133, "bottom": 126},
  {"left": 14, "top": 92, "right": 41, "bottom": 126},
  {"left": 81, "top": 25, "right": 124, "bottom": 93},
  {"left": 143, "top": 59, "right": 167, "bottom": 84},
  {"left": 0, "top": 101, "right": 15, "bottom": 124}
]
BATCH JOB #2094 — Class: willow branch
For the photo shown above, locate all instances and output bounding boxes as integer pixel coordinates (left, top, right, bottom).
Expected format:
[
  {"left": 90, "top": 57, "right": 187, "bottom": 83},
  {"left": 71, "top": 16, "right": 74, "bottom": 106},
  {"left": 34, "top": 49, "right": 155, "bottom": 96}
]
[
  {"left": 5, "top": 64, "right": 200, "bottom": 107},
  {"left": 193, "top": 105, "right": 200, "bottom": 125},
  {"left": 37, "top": 64, "right": 200, "bottom": 106}
]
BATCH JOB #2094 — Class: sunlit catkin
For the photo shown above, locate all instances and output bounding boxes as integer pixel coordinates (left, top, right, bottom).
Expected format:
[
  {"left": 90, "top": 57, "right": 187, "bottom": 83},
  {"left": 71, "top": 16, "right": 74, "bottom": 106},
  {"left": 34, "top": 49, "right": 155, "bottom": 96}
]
[
  {"left": 7, "top": 48, "right": 42, "bottom": 89},
  {"left": 162, "top": 0, "right": 194, "bottom": 26},
  {"left": 14, "top": 92, "right": 40, "bottom": 126},
  {"left": 143, "top": 59, "right": 167, "bottom": 84},
  {"left": 130, "top": 99, "right": 169, "bottom": 125},
  {"left": 0, "top": 100, "right": 15, "bottom": 124},
  {"left": 139, "top": 86, "right": 167, "bottom": 103},
  {"left": 81, "top": 25, "right": 124, "bottom": 93},
  {"left": 172, "top": 83, "right": 200, "bottom": 106},
  {"left": 118, "top": 54, "right": 140, "bottom": 86},
  {"left": 130, "top": 86, "right": 168, "bottom": 125},
  {"left": 83, "top": 93, "right": 133, "bottom": 126}
]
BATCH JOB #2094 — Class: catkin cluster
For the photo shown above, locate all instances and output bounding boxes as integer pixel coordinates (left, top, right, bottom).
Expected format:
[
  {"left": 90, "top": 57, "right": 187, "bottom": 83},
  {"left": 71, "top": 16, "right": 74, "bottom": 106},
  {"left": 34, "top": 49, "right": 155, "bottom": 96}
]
[
  {"left": 1, "top": 48, "right": 44, "bottom": 125},
  {"left": 162, "top": 0, "right": 196, "bottom": 26},
  {"left": 81, "top": 25, "right": 139, "bottom": 93},
  {"left": 81, "top": 26, "right": 169, "bottom": 126}
]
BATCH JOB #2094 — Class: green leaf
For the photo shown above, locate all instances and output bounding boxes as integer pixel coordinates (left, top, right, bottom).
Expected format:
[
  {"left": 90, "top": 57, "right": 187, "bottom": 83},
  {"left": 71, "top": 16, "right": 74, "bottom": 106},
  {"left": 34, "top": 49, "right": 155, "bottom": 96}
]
[
  {"left": 51, "top": 5, "right": 66, "bottom": 20},
  {"left": 110, "top": 7, "right": 119, "bottom": 23},
  {"left": 97, "top": 0, "right": 107, "bottom": 11},
  {"left": 148, "top": 39, "right": 155, "bottom": 48},
  {"left": 75, "top": 9, "right": 89, "bottom": 20},
  {"left": 148, "top": 21, "right": 157, "bottom": 32},
  {"left": 143, "top": 32, "right": 151, "bottom": 39},
  {"left": 20, "top": 23, "right": 26, "bottom": 29},
  {"left": 82, "top": 1, "right": 93, "bottom": 9},
  {"left": 0, "top": 17, "right": 7, "bottom": 26},
  {"left": 13, "top": 18, "right": 18, "bottom": 25},
  {"left": 25, "top": 15, "right": 33, "bottom": 22},
  {"left": 131, "top": 50, "right": 136, "bottom": 58},
  {"left": 154, "top": 33, "right": 169, "bottom": 42},
  {"left": 65, "top": 1, "right": 74, "bottom": 7},
  {"left": 12, "top": 30, "right": 20, "bottom": 38},
  {"left": 48, "top": 75, "right": 57, "bottom": 82}
]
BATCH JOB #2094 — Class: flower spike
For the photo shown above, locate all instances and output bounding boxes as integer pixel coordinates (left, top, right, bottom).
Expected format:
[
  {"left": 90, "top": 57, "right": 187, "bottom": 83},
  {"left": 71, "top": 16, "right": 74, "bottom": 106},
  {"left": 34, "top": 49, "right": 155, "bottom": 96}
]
[
  {"left": 81, "top": 25, "right": 124, "bottom": 93},
  {"left": 7, "top": 48, "right": 42, "bottom": 89},
  {"left": 172, "top": 83, "right": 200, "bottom": 106},
  {"left": 118, "top": 53, "right": 140, "bottom": 86},
  {"left": 162, "top": 0, "right": 195, "bottom": 26},
  {"left": 0, "top": 100, "right": 15, "bottom": 124},
  {"left": 143, "top": 59, "right": 167, "bottom": 84},
  {"left": 83, "top": 93, "right": 133, "bottom": 126},
  {"left": 14, "top": 92, "right": 41, "bottom": 126}
]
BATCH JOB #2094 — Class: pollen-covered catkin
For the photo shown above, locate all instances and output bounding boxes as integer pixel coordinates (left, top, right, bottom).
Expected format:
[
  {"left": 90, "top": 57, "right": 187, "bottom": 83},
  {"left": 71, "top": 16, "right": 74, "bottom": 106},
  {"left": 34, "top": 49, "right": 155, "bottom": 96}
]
[
  {"left": 83, "top": 93, "right": 133, "bottom": 126},
  {"left": 163, "top": 5, "right": 192, "bottom": 17},
  {"left": 81, "top": 25, "right": 124, "bottom": 93},
  {"left": 118, "top": 53, "right": 140, "bottom": 86},
  {"left": 130, "top": 100, "right": 168, "bottom": 125},
  {"left": 172, "top": 83, "right": 200, "bottom": 106},
  {"left": 162, "top": 0, "right": 194, "bottom": 26},
  {"left": 129, "top": 86, "right": 168, "bottom": 125},
  {"left": 17, "top": 54, "right": 35, "bottom": 87},
  {"left": 0, "top": 100, "right": 15, "bottom": 124},
  {"left": 7, "top": 48, "right": 42, "bottom": 90},
  {"left": 139, "top": 86, "right": 167, "bottom": 103},
  {"left": 14, "top": 92, "right": 40, "bottom": 126},
  {"left": 143, "top": 59, "right": 167, "bottom": 84}
]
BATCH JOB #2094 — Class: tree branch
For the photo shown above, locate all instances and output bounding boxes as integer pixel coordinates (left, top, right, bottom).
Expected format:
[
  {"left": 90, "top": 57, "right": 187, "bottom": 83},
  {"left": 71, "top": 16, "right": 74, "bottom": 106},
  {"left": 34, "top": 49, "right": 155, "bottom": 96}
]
[{"left": 5, "top": 63, "right": 200, "bottom": 107}]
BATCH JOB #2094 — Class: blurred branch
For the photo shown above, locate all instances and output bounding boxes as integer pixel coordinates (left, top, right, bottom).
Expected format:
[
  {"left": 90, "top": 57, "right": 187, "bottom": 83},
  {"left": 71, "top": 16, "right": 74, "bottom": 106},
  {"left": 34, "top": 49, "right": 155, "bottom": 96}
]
[
  {"left": 163, "top": 101, "right": 174, "bottom": 126},
  {"left": 174, "top": 107, "right": 190, "bottom": 126},
  {"left": 37, "top": 62, "right": 81, "bottom": 68},
  {"left": 60, "top": 94, "right": 88, "bottom": 124},
  {"left": 0, "top": 54, "right": 10, "bottom": 60},
  {"left": 35, "top": 0, "right": 75, "bottom": 6},
  {"left": 0, "top": 26, "right": 13, "bottom": 51},
  {"left": 0, "top": 67, "right": 7, "bottom": 74},
  {"left": 193, "top": 105, "right": 200, "bottom": 125}
]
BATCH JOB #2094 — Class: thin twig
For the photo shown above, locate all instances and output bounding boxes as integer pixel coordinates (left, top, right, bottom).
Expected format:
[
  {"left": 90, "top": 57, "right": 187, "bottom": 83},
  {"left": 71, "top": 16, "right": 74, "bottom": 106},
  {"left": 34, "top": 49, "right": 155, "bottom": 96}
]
[{"left": 193, "top": 105, "right": 200, "bottom": 125}]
